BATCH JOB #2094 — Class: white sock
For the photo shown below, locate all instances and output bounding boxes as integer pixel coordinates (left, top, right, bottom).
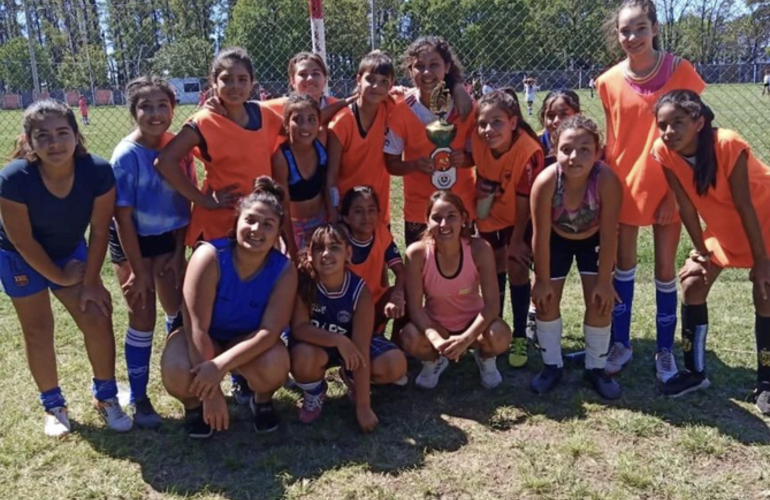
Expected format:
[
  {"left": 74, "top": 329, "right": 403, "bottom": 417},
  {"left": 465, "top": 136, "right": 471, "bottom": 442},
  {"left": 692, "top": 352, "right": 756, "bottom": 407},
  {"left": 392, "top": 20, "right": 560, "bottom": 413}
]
[
  {"left": 584, "top": 323, "right": 612, "bottom": 370},
  {"left": 295, "top": 380, "right": 323, "bottom": 393},
  {"left": 536, "top": 318, "right": 563, "bottom": 368}
]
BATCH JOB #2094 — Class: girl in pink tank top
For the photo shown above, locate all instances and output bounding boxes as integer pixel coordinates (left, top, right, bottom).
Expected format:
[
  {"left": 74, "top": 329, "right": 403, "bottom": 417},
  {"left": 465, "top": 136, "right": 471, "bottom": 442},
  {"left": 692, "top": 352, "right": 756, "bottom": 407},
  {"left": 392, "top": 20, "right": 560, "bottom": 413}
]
[{"left": 399, "top": 191, "right": 512, "bottom": 390}]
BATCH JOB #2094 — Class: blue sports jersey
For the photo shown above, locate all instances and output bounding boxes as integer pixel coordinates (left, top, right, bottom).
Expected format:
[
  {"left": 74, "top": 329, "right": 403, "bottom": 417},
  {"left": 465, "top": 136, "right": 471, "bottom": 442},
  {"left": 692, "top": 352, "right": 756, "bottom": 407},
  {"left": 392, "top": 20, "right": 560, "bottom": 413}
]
[
  {"left": 207, "top": 239, "right": 289, "bottom": 342},
  {"left": 310, "top": 270, "right": 366, "bottom": 338}
]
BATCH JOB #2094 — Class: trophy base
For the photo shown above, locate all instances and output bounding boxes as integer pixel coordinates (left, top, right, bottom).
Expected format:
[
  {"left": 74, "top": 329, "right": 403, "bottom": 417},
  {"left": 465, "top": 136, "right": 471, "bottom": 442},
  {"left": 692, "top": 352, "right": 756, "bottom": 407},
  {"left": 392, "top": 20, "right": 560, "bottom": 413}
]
[{"left": 432, "top": 167, "right": 457, "bottom": 190}]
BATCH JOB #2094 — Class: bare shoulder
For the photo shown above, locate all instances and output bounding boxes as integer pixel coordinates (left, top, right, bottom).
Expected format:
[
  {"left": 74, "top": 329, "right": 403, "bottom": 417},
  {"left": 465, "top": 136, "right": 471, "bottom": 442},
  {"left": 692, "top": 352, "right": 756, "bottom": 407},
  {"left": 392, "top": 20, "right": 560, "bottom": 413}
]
[
  {"left": 470, "top": 236, "right": 494, "bottom": 261},
  {"left": 405, "top": 240, "right": 428, "bottom": 261}
]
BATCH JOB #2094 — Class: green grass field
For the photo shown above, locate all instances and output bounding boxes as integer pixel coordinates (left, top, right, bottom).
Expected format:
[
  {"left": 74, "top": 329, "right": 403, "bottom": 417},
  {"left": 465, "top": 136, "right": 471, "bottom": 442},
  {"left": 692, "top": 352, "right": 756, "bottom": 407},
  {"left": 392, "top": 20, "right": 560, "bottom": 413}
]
[{"left": 1, "top": 83, "right": 770, "bottom": 499}]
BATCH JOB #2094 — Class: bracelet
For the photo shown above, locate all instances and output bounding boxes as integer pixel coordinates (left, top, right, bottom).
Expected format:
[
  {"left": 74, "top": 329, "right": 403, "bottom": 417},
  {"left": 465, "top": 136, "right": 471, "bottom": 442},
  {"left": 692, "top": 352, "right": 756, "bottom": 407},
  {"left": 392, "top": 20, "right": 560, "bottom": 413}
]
[{"left": 689, "top": 249, "right": 712, "bottom": 264}]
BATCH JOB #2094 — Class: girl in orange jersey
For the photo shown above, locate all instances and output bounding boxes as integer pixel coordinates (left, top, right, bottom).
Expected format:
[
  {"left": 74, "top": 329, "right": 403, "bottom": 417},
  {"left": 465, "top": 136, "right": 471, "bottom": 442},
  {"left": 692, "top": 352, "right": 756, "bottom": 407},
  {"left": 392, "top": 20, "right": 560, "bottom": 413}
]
[
  {"left": 471, "top": 89, "right": 544, "bottom": 369},
  {"left": 400, "top": 191, "right": 511, "bottom": 390},
  {"left": 597, "top": 0, "right": 706, "bottom": 382},
  {"left": 327, "top": 50, "right": 397, "bottom": 224},
  {"left": 652, "top": 90, "right": 770, "bottom": 410},
  {"left": 156, "top": 47, "right": 283, "bottom": 246},
  {"left": 384, "top": 36, "right": 477, "bottom": 246},
  {"left": 340, "top": 186, "right": 407, "bottom": 337}
]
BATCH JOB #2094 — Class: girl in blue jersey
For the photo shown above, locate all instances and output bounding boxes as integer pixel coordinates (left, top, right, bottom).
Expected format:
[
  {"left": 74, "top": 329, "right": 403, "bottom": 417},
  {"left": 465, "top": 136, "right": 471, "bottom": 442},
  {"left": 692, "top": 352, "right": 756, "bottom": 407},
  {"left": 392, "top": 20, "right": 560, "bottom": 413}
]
[
  {"left": 110, "top": 76, "right": 197, "bottom": 429},
  {"left": 290, "top": 224, "right": 406, "bottom": 432},
  {"left": 160, "top": 177, "right": 297, "bottom": 439},
  {"left": 0, "top": 100, "right": 132, "bottom": 437},
  {"left": 538, "top": 90, "right": 581, "bottom": 167}
]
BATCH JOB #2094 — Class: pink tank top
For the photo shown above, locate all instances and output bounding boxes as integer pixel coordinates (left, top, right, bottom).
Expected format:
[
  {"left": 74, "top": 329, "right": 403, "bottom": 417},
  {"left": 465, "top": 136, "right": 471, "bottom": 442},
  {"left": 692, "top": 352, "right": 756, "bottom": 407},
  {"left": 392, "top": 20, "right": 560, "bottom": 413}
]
[
  {"left": 422, "top": 239, "right": 485, "bottom": 332},
  {"left": 624, "top": 53, "right": 675, "bottom": 95}
]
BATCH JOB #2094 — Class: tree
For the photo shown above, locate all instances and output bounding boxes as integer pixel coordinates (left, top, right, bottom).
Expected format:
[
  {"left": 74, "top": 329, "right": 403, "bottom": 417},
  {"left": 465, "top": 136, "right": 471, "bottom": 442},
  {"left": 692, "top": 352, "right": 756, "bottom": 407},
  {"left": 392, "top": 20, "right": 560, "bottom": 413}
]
[
  {"left": 57, "top": 43, "right": 110, "bottom": 89},
  {"left": 0, "top": 36, "right": 57, "bottom": 91},
  {"left": 152, "top": 36, "right": 213, "bottom": 78}
]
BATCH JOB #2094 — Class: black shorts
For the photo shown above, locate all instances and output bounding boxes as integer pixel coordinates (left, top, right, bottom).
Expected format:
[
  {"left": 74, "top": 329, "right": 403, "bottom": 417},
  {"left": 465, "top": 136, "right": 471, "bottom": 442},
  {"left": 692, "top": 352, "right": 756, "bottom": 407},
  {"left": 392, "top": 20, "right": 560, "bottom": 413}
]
[
  {"left": 550, "top": 230, "right": 600, "bottom": 280},
  {"left": 479, "top": 222, "right": 532, "bottom": 251},
  {"left": 108, "top": 222, "right": 177, "bottom": 264},
  {"left": 405, "top": 222, "right": 428, "bottom": 247}
]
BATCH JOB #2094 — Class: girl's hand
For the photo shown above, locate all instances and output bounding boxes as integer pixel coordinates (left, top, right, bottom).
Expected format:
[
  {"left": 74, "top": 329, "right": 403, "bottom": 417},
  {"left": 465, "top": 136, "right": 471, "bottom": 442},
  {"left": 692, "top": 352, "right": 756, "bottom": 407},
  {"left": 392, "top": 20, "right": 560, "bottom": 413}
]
[
  {"left": 343, "top": 92, "right": 360, "bottom": 106},
  {"left": 80, "top": 282, "right": 112, "bottom": 316},
  {"left": 390, "top": 86, "right": 408, "bottom": 97},
  {"left": 426, "top": 329, "right": 451, "bottom": 352},
  {"left": 591, "top": 282, "right": 620, "bottom": 316},
  {"left": 122, "top": 269, "right": 154, "bottom": 308},
  {"left": 337, "top": 337, "right": 365, "bottom": 372},
  {"left": 203, "top": 96, "right": 227, "bottom": 116},
  {"left": 202, "top": 390, "right": 229, "bottom": 431},
  {"left": 384, "top": 289, "right": 405, "bottom": 319},
  {"left": 159, "top": 251, "right": 185, "bottom": 290},
  {"left": 189, "top": 360, "right": 224, "bottom": 401},
  {"left": 655, "top": 191, "right": 677, "bottom": 226},
  {"left": 441, "top": 333, "right": 475, "bottom": 362},
  {"left": 356, "top": 406, "right": 379, "bottom": 433},
  {"left": 507, "top": 239, "right": 532, "bottom": 267},
  {"left": 678, "top": 258, "right": 709, "bottom": 285},
  {"left": 750, "top": 257, "right": 770, "bottom": 301},
  {"left": 202, "top": 184, "right": 241, "bottom": 210},
  {"left": 58, "top": 260, "right": 86, "bottom": 287},
  {"left": 531, "top": 279, "right": 554, "bottom": 314},
  {"left": 448, "top": 150, "right": 466, "bottom": 169},
  {"left": 414, "top": 157, "right": 435, "bottom": 175}
]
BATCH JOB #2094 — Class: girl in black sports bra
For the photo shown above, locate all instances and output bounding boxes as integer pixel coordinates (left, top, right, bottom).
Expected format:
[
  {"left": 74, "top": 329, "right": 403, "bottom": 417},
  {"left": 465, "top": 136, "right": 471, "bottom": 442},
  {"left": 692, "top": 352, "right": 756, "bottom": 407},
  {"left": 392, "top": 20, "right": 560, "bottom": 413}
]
[{"left": 272, "top": 93, "right": 329, "bottom": 260}]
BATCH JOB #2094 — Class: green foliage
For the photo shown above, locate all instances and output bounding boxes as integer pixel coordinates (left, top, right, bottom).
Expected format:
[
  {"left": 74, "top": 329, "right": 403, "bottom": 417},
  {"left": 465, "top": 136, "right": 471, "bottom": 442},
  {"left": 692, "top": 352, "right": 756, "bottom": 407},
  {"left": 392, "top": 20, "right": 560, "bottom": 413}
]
[
  {"left": 0, "top": 37, "right": 57, "bottom": 91},
  {"left": 57, "top": 44, "right": 110, "bottom": 90},
  {"left": 152, "top": 37, "right": 214, "bottom": 79}
]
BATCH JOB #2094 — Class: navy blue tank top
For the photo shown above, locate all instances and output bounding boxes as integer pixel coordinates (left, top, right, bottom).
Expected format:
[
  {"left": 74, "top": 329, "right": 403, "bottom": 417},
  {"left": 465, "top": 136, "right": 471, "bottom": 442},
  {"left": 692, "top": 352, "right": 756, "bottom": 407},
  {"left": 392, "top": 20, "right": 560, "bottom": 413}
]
[
  {"left": 207, "top": 239, "right": 289, "bottom": 342},
  {"left": 281, "top": 139, "right": 327, "bottom": 202},
  {"left": 310, "top": 270, "right": 366, "bottom": 338}
]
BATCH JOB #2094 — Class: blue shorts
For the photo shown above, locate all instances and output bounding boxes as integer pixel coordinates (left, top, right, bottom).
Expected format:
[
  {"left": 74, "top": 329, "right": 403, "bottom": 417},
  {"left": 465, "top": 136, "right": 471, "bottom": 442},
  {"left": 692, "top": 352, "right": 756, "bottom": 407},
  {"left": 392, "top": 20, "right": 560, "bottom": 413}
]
[{"left": 0, "top": 240, "right": 87, "bottom": 298}]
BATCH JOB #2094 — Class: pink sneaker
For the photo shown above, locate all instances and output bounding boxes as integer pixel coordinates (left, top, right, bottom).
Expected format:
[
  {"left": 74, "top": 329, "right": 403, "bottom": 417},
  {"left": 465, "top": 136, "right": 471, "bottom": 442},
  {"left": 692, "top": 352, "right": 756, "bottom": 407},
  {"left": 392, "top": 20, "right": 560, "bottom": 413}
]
[{"left": 299, "top": 382, "right": 327, "bottom": 424}]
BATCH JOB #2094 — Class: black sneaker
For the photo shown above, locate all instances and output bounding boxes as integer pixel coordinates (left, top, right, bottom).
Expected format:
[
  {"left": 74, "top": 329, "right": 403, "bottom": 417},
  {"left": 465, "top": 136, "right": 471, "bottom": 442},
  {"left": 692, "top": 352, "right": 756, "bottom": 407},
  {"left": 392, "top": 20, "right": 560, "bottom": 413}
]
[
  {"left": 584, "top": 368, "right": 621, "bottom": 400},
  {"left": 752, "top": 386, "right": 770, "bottom": 415},
  {"left": 661, "top": 369, "right": 711, "bottom": 398},
  {"left": 531, "top": 364, "right": 563, "bottom": 394},
  {"left": 184, "top": 406, "right": 212, "bottom": 439},
  {"left": 231, "top": 374, "right": 254, "bottom": 406},
  {"left": 250, "top": 399, "right": 279, "bottom": 434},
  {"left": 131, "top": 396, "right": 162, "bottom": 429}
]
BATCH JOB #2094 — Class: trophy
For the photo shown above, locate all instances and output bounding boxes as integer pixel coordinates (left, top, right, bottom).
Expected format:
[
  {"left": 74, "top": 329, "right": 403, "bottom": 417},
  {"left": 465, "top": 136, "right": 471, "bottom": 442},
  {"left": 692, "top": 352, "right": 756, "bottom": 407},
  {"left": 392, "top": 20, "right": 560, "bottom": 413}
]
[{"left": 425, "top": 81, "right": 457, "bottom": 190}]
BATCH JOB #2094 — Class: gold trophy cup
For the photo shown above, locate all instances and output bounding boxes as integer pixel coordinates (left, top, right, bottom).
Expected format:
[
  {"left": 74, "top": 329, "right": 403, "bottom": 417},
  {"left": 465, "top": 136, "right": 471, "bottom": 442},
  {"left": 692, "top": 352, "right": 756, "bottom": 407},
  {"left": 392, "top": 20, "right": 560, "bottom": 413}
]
[{"left": 425, "top": 81, "right": 457, "bottom": 189}]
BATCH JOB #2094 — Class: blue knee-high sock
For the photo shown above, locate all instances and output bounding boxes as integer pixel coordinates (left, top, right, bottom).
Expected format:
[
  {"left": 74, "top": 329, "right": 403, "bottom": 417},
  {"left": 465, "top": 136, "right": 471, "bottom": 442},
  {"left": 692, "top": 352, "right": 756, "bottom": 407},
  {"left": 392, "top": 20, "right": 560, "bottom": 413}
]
[
  {"left": 497, "top": 273, "right": 507, "bottom": 318},
  {"left": 92, "top": 378, "right": 118, "bottom": 401},
  {"left": 125, "top": 327, "right": 154, "bottom": 403},
  {"left": 655, "top": 278, "right": 678, "bottom": 352},
  {"left": 39, "top": 386, "right": 66, "bottom": 411},
  {"left": 510, "top": 282, "right": 531, "bottom": 340},
  {"left": 165, "top": 311, "right": 181, "bottom": 334},
  {"left": 612, "top": 267, "right": 636, "bottom": 348}
]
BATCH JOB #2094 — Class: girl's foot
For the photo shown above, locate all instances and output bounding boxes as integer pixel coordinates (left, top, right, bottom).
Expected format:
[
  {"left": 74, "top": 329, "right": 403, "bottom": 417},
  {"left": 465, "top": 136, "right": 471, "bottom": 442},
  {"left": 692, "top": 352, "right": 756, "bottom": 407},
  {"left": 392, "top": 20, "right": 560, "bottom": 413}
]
[
  {"left": 531, "top": 364, "right": 563, "bottom": 394},
  {"left": 131, "top": 396, "right": 162, "bottom": 429},
  {"left": 508, "top": 337, "right": 529, "bottom": 368},
  {"left": 753, "top": 386, "right": 770, "bottom": 415},
  {"left": 415, "top": 357, "right": 449, "bottom": 389},
  {"left": 474, "top": 350, "right": 503, "bottom": 389},
  {"left": 299, "top": 381, "right": 327, "bottom": 424},
  {"left": 93, "top": 397, "right": 133, "bottom": 432},
  {"left": 44, "top": 406, "right": 71, "bottom": 437},
  {"left": 184, "top": 407, "right": 212, "bottom": 439},
  {"left": 605, "top": 342, "right": 633, "bottom": 375},
  {"left": 655, "top": 350, "right": 678, "bottom": 383},
  {"left": 661, "top": 370, "right": 710, "bottom": 397},
  {"left": 584, "top": 368, "right": 621, "bottom": 400},
  {"left": 250, "top": 399, "right": 279, "bottom": 433}
]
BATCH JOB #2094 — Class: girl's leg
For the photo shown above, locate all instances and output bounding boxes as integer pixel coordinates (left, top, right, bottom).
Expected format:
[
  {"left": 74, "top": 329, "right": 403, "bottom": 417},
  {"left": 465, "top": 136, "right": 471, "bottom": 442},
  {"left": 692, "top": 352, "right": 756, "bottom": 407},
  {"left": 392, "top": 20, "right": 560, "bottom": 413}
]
[
  {"left": 662, "top": 263, "right": 722, "bottom": 397},
  {"left": 607, "top": 223, "right": 639, "bottom": 373},
  {"left": 52, "top": 284, "right": 132, "bottom": 432},
  {"left": 291, "top": 342, "right": 330, "bottom": 424},
  {"left": 236, "top": 340, "right": 290, "bottom": 432},
  {"left": 653, "top": 222, "right": 681, "bottom": 354},
  {"left": 153, "top": 253, "right": 184, "bottom": 333},
  {"left": 752, "top": 277, "right": 770, "bottom": 413},
  {"left": 508, "top": 245, "right": 532, "bottom": 347},
  {"left": 371, "top": 348, "right": 408, "bottom": 385},
  {"left": 398, "top": 322, "right": 450, "bottom": 389},
  {"left": 581, "top": 274, "right": 621, "bottom": 399},
  {"left": 532, "top": 279, "right": 567, "bottom": 394},
  {"left": 471, "top": 318, "right": 511, "bottom": 389},
  {"left": 494, "top": 245, "right": 507, "bottom": 317}
]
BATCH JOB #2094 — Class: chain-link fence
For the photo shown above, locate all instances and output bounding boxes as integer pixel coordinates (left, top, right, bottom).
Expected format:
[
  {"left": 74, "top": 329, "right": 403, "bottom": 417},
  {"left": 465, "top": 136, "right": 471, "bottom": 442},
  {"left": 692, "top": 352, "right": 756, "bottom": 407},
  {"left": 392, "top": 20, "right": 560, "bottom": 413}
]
[{"left": 1, "top": 0, "right": 770, "bottom": 161}]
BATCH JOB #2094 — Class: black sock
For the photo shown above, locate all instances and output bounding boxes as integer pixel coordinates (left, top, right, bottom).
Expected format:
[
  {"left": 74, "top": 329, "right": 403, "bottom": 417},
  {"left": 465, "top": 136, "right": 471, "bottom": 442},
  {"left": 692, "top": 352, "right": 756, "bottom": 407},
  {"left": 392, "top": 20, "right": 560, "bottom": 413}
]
[
  {"left": 510, "top": 282, "right": 532, "bottom": 340},
  {"left": 755, "top": 314, "right": 770, "bottom": 387},
  {"left": 682, "top": 303, "right": 709, "bottom": 374},
  {"left": 497, "top": 273, "right": 507, "bottom": 318}
]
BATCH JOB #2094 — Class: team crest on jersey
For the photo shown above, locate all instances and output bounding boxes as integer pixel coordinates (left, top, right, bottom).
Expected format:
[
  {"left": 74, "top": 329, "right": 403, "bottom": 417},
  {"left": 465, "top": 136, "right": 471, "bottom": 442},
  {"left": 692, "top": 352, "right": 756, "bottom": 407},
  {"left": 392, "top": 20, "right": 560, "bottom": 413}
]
[
  {"left": 14, "top": 274, "right": 29, "bottom": 287},
  {"left": 337, "top": 310, "right": 352, "bottom": 323}
]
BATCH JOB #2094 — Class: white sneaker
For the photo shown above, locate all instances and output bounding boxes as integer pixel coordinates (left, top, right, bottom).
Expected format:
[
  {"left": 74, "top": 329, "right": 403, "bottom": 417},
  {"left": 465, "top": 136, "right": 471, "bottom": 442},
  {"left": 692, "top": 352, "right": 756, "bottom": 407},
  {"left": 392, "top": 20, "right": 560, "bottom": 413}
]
[
  {"left": 415, "top": 356, "right": 449, "bottom": 389},
  {"left": 93, "top": 397, "right": 133, "bottom": 432},
  {"left": 474, "top": 350, "right": 503, "bottom": 389},
  {"left": 44, "top": 406, "right": 71, "bottom": 437},
  {"left": 605, "top": 342, "right": 633, "bottom": 375},
  {"left": 655, "top": 350, "right": 678, "bottom": 383},
  {"left": 393, "top": 375, "right": 409, "bottom": 387}
]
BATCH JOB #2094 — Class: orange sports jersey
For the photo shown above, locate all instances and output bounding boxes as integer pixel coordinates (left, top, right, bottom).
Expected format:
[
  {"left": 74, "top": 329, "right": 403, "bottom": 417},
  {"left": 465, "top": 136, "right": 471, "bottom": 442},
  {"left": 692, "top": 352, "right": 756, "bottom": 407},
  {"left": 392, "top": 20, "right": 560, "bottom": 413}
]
[
  {"left": 472, "top": 130, "right": 544, "bottom": 232},
  {"left": 348, "top": 224, "right": 401, "bottom": 304},
  {"left": 597, "top": 57, "right": 705, "bottom": 226},
  {"left": 651, "top": 129, "right": 770, "bottom": 268},
  {"left": 185, "top": 106, "right": 283, "bottom": 245},
  {"left": 329, "top": 98, "right": 397, "bottom": 224},
  {"left": 385, "top": 94, "right": 477, "bottom": 223}
]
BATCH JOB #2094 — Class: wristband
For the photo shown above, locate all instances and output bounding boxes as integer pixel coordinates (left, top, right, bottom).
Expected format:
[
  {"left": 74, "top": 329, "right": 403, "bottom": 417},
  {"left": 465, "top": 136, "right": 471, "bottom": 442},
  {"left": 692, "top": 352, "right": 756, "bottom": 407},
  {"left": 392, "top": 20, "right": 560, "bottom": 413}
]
[
  {"left": 689, "top": 249, "right": 712, "bottom": 264},
  {"left": 329, "top": 186, "right": 340, "bottom": 208}
]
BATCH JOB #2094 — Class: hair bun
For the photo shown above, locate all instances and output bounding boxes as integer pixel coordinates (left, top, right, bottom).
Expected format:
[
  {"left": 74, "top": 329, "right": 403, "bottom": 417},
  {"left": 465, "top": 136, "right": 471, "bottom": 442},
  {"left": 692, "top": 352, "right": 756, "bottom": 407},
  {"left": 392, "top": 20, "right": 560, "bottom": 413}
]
[{"left": 253, "top": 175, "right": 285, "bottom": 203}]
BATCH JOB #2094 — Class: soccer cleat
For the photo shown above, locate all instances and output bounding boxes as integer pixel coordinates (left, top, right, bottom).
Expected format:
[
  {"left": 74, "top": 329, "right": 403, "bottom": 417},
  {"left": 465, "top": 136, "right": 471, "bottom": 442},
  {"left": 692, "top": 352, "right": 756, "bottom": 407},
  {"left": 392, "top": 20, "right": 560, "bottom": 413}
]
[
  {"left": 655, "top": 350, "right": 678, "bottom": 383},
  {"left": 584, "top": 368, "right": 622, "bottom": 400},
  {"left": 231, "top": 374, "right": 253, "bottom": 406},
  {"left": 507, "top": 337, "right": 529, "bottom": 369},
  {"left": 752, "top": 386, "right": 770, "bottom": 415},
  {"left": 415, "top": 356, "right": 449, "bottom": 389},
  {"left": 250, "top": 399, "right": 279, "bottom": 433},
  {"left": 662, "top": 370, "right": 711, "bottom": 398},
  {"left": 299, "top": 381, "right": 327, "bottom": 424},
  {"left": 93, "top": 397, "right": 133, "bottom": 432},
  {"left": 531, "top": 364, "right": 563, "bottom": 394},
  {"left": 474, "top": 350, "right": 503, "bottom": 389},
  {"left": 184, "top": 407, "right": 212, "bottom": 439},
  {"left": 605, "top": 342, "right": 633, "bottom": 375},
  {"left": 44, "top": 406, "right": 71, "bottom": 437},
  {"left": 130, "top": 396, "right": 162, "bottom": 429},
  {"left": 393, "top": 375, "right": 409, "bottom": 387}
]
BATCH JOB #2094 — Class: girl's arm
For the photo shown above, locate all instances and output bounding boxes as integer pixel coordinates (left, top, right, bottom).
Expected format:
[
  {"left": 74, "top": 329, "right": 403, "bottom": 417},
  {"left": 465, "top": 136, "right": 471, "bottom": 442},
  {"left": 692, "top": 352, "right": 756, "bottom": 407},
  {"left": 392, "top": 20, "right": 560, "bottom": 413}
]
[
  {"left": 320, "top": 95, "right": 357, "bottom": 126},
  {"left": 596, "top": 169, "right": 622, "bottom": 285},
  {"left": 0, "top": 199, "right": 82, "bottom": 285},
  {"left": 729, "top": 151, "right": 768, "bottom": 264},
  {"left": 325, "top": 131, "right": 343, "bottom": 220},
  {"left": 80, "top": 187, "right": 117, "bottom": 315},
  {"left": 404, "top": 243, "right": 445, "bottom": 347},
  {"left": 350, "top": 286, "right": 375, "bottom": 416},
  {"left": 530, "top": 170, "right": 556, "bottom": 312},
  {"left": 182, "top": 245, "right": 219, "bottom": 368},
  {"left": 270, "top": 150, "right": 300, "bottom": 261},
  {"left": 662, "top": 168, "right": 708, "bottom": 254},
  {"left": 384, "top": 153, "right": 434, "bottom": 177}
]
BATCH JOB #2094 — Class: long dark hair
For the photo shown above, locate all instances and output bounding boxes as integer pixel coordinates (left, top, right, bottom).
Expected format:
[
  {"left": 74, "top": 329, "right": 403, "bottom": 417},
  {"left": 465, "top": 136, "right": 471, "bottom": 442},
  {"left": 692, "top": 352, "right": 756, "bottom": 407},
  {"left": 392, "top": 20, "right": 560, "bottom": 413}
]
[
  {"left": 401, "top": 36, "right": 464, "bottom": 91},
  {"left": 297, "top": 224, "right": 351, "bottom": 309},
  {"left": 477, "top": 88, "right": 542, "bottom": 148},
  {"left": 9, "top": 99, "right": 87, "bottom": 161},
  {"left": 606, "top": 0, "right": 661, "bottom": 53},
  {"left": 210, "top": 47, "right": 255, "bottom": 88},
  {"left": 654, "top": 90, "right": 717, "bottom": 196},
  {"left": 538, "top": 89, "right": 581, "bottom": 127}
]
